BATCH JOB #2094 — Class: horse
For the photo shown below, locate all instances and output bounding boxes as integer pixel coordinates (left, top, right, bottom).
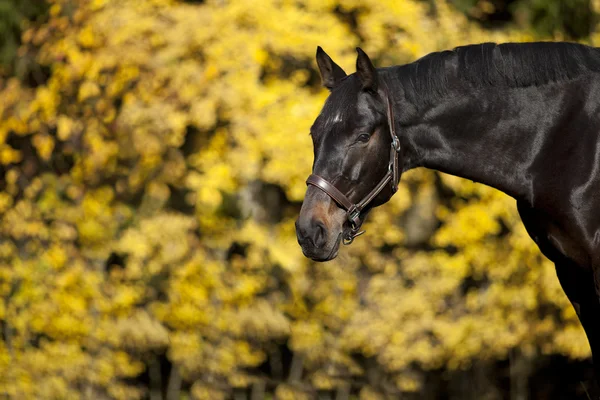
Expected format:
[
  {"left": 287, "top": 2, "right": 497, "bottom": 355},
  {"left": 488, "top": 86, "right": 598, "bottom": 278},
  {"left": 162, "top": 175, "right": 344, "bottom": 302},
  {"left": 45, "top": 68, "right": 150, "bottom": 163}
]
[{"left": 295, "top": 42, "right": 600, "bottom": 394}]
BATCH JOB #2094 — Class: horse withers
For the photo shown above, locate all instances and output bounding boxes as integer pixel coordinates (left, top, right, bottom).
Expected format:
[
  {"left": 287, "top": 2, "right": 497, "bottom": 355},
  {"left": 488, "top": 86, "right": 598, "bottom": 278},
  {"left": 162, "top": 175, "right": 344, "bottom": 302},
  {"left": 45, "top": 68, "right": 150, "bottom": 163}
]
[{"left": 295, "top": 42, "right": 600, "bottom": 393}]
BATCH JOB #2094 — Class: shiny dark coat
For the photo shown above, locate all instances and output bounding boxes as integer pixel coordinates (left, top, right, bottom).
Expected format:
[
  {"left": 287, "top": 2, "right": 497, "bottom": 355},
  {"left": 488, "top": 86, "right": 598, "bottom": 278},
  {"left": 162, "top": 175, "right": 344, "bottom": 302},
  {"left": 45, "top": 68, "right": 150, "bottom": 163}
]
[{"left": 296, "top": 42, "right": 600, "bottom": 391}]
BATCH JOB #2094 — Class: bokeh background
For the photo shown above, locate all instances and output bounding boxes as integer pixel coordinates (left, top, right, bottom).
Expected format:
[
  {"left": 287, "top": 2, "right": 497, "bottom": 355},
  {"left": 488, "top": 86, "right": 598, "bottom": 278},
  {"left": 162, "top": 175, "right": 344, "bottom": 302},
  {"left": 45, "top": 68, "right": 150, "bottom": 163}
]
[{"left": 1, "top": 0, "right": 599, "bottom": 399}]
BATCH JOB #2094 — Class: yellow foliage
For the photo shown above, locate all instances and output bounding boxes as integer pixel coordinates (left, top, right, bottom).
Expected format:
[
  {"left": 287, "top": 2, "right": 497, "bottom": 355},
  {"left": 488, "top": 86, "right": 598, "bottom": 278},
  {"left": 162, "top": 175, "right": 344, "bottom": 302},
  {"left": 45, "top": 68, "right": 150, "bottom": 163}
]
[{"left": 0, "top": 0, "right": 591, "bottom": 397}]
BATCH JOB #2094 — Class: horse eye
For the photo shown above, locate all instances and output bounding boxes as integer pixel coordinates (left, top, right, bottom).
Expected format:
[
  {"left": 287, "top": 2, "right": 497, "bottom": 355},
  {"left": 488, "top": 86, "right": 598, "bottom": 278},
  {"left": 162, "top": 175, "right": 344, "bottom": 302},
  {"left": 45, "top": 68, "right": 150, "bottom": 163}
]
[{"left": 357, "top": 134, "right": 370, "bottom": 143}]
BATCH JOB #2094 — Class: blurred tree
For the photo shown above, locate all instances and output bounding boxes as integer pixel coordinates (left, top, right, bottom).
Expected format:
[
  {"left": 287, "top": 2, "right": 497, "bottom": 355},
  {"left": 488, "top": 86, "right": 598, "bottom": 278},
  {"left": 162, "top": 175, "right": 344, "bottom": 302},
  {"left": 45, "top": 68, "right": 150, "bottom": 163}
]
[
  {"left": 451, "top": 0, "right": 594, "bottom": 39},
  {"left": 0, "top": 0, "right": 597, "bottom": 399},
  {"left": 0, "top": 0, "right": 48, "bottom": 80}
]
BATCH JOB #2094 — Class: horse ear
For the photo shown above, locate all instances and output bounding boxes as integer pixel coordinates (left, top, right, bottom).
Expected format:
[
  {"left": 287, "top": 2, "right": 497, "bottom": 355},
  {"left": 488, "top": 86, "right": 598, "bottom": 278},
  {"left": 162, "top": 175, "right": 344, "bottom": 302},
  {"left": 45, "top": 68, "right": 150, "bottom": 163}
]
[
  {"left": 316, "top": 46, "right": 347, "bottom": 90},
  {"left": 356, "top": 47, "right": 378, "bottom": 92}
]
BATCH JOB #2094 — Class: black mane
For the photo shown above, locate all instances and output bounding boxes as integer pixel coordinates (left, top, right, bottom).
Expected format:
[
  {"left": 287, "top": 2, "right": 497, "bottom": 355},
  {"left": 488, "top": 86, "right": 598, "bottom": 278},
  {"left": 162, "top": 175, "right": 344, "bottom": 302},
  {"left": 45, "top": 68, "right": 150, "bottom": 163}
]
[{"left": 393, "top": 42, "right": 600, "bottom": 107}]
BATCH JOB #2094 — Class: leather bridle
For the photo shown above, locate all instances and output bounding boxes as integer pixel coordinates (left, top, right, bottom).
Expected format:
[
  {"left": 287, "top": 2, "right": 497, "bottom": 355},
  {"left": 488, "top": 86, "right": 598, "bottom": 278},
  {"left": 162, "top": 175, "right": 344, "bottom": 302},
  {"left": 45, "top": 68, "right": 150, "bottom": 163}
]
[{"left": 306, "top": 85, "right": 401, "bottom": 245}]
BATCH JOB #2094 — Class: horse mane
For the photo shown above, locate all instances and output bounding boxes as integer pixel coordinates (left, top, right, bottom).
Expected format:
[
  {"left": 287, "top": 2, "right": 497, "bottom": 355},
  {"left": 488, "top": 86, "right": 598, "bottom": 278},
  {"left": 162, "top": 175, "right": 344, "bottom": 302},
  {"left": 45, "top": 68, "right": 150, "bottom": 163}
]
[{"left": 394, "top": 42, "right": 600, "bottom": 107}]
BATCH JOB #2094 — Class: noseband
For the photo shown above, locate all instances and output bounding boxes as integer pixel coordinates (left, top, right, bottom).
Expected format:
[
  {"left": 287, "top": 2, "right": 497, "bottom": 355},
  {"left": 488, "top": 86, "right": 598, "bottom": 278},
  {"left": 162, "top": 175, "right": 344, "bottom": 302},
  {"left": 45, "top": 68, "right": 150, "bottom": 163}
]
[{"left": 306, "top": 85, "right": 401, "bottom": 245}]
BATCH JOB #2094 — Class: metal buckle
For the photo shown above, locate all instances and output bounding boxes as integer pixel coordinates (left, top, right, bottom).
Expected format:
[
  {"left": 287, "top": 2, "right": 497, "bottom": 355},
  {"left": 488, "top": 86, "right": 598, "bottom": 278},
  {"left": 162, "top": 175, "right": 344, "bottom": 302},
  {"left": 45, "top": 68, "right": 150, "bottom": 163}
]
[
  {"left": 391, "top": 136, "right": 401, "bottom": 152},
  {"left": 343, "top": 207, "right": 365, "bottom": 245},
  {"left": 348, "top": 209, "right": 360, "bottom": 224}
]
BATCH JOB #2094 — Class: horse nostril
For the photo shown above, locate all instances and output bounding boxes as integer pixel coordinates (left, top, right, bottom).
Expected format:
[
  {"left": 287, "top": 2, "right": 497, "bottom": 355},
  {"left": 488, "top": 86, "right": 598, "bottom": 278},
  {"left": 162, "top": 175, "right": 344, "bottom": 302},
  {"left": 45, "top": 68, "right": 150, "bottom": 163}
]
[
  {"left": 296, "top": 219, "right": 312, "bottom": 245},
  {"left": 296, "top": 217, "right": 328, "bottom": 249},
  {"left": 313, "top": 221, "right": 327, "bottom": 248}
]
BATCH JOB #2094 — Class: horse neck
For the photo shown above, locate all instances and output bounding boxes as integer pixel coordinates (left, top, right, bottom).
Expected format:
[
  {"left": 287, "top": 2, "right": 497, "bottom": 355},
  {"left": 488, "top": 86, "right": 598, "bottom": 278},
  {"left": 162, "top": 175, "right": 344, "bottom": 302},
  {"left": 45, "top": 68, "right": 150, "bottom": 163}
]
[{"left": 390, "top": 73, "right": 571, "bottom": 202}]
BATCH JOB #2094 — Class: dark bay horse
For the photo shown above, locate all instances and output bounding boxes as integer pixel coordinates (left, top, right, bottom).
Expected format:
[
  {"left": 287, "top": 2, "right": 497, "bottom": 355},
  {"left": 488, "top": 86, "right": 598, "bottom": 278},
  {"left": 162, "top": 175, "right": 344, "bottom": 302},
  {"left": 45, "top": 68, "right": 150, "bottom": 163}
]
[{"left": 295, "top": 42, "right": 600, "bottom": 390}]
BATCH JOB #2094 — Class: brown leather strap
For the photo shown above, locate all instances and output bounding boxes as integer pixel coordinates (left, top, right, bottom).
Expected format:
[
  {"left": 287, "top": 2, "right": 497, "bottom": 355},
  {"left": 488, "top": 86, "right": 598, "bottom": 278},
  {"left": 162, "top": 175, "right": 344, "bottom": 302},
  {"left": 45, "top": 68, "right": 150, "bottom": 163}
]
[
  {"left": 356, "top": 172, "right": 392, "bottom": 210},
  {"left": 306, "top": 174, "right": 354, "bottom": 210},
  {"left": 385, "top": 82, "right": 400, "bottom": 193}
]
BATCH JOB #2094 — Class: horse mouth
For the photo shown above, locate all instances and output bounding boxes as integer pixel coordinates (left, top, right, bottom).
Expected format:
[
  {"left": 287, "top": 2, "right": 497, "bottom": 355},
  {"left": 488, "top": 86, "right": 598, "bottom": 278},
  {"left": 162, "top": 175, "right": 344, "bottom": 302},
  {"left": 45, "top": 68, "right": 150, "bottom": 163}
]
[{"left": 307, "top": 232, "right": 342, "bottom": 262}]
